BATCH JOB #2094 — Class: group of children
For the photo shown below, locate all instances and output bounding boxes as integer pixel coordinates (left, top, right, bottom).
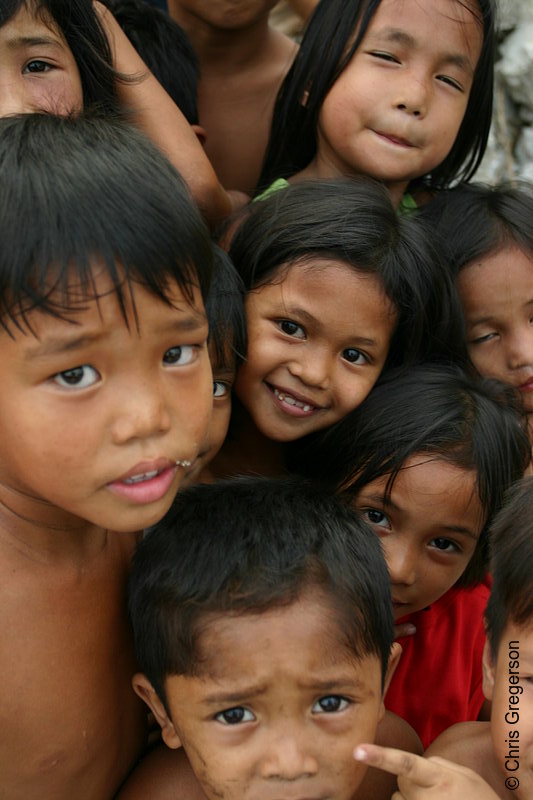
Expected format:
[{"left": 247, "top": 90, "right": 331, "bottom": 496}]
[{"left": 1, "top": 0, "right": 533, "bottom": 798}]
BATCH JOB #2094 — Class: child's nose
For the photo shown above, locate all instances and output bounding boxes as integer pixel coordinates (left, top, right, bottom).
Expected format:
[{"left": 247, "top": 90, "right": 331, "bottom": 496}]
[
  {"left": 260, "top": 727, "right": 319, "bottom": 781},
  {"left": 506, "top": 327, "right": 533, "bottom": 371},
  {"left": 288, "top": 348, "right": 331, "bottom": 389},
  {"left": 394, "top": 73, "right": 429, "bottom": 118},
  {"left": 384, "top": 541, "right": 417, "bottom": 587},
  {"left": 111, "top": 381, "right": 172, "bottom": 444}
]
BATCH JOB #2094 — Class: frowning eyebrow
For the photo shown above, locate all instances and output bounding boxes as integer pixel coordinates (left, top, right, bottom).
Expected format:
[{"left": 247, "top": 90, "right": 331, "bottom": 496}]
[
  {"left": 366, "top": 27, "right": 475, "bottom": 73},
  {"left": 24, "top": 314, "right": 207, "bottom": 359}
]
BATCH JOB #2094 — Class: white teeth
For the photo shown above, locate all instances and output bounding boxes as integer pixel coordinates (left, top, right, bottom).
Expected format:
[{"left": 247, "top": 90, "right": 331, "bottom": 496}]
[
  {"left": 123, "top": 470, "right": 159, "bottom": 484},
  {"left": 273, "top": 387, "right": 313, "bottom": 411}
]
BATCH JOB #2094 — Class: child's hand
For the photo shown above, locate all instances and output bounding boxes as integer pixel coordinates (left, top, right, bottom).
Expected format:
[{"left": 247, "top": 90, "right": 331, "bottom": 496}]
[{"left": 353, "top": 743, "right": 499, "bottom": 799}]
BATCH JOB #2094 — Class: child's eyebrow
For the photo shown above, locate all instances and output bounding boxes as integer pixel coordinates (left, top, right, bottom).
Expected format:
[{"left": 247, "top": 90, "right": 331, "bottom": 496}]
[
  {"left": 6, "top": 35, "right": 64, "bottom": 50},
  {"left": 366, "top": 27, "right": 475, "bottom": 74},
  {"left": 24, "top": 315, "right": 207, "bottom": 359}
]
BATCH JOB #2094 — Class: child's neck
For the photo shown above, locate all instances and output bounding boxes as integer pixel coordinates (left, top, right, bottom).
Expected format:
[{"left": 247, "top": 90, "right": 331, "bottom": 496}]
[
  {"left": 168, "top": 3, "right": 288, "bottom": 72},
  {"left": 210, "top": 399, "right": 288, "bottom": 479},
  {"left": 293, "top": 163, "right": 409, "bottom": 210},
  {"left": 0, "top": 489, "right": 110, "bottom": 566}
]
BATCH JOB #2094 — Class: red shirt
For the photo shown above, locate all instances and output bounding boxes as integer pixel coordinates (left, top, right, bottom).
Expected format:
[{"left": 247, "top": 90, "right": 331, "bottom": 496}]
[{"left": 385, "top": 581, "right": 490, "bottom": 748}]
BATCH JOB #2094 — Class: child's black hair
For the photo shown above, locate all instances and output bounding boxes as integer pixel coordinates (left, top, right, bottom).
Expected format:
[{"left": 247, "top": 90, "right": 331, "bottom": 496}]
[
  {"left": 0, "top": 112, "right": 213, "bottom": 333},
  {"left": 105, "top": 0, "right": 200, "bottom": 125},
  {"left": 128, "top": 475, "right": 394, "bottom": 711},
  {"left": 228, "top": 177, "right": 466, "bottom": 366},
  {"left": 1, "top": 0, "right": 118, "bottom": 113},
  {"left": 258, "top": 0, "right": 495, "bottom": 194},
  {"left": 485, "top": 477, "right": 533, "bottom": 659},
  {"left": 289, "top": 363, "right": 531, "bottom": 587},
  {"left": 417, "top": 181, "right": 533, "bottom": 278},
  {"left": 206, "top": 246, "right": 247, "bottom": 369}
]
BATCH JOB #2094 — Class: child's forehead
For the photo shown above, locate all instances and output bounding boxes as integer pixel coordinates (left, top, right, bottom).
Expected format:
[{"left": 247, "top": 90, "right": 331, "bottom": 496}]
[
  {"left": 2, "top": 267, "right": 206, "bottom": 341},
  {"left": 193, "top": 591, "right": 373, "bottom": 678}
]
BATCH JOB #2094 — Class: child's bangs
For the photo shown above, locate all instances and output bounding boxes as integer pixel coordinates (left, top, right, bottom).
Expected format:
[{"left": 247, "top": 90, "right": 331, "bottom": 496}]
[{"left": 0, "top": 113, "right": 213, "bottom": 336}]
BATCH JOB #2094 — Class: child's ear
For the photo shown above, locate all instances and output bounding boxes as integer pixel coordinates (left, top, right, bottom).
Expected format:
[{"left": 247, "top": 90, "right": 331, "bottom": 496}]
[
  {"left": 482, "top": 639, "right": 496, "bottom": 701},
  {"left": 379, "top": 642, "right": 402, "bottom": 721},
  {"left": 132, "top": 673, "right": 182, "bottom": 749}
]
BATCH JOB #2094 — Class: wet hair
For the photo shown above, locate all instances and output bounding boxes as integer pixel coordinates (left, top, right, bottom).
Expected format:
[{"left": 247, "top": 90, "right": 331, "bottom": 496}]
[
  {"left": 258, "top": 0, "right": 495, "bottom": 194},
  {"left": 0, "top": 112, "right": 213, "bottom": 333},
  {"left": 289, "top": 363, "right": 531, "bottom": 587},
  {"left": 128, "top": 476, "right": 394, "bottom": 710},
  {"left": 206, "top": 246, "right": 247, "bottom": 369},
  {"left": 416, "top": 181, "right": 533, "bottom": 278},
  {"left": 1, "top": 0, "right": 118, "bottom": 113},
  {"left": 485, "top": 478, "right": 533, "bottom": 658},
  {"left": 228, "top": 177, "right": 466, "bottom": 366},
  {"left": 105, "top": 0, "right": 200, "bottom": 125}
]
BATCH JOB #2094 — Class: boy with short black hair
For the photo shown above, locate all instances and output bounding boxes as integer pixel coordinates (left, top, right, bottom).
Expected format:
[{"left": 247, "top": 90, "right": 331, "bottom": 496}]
[
  {"left": 417, "top": 477, "right": 533, "bottom": 799},
  {"left": 119, "top": 476, "right": 401, "bottom": 799},
  {"left": 0, "top": 111, "right": 214, "bottom": 799}
]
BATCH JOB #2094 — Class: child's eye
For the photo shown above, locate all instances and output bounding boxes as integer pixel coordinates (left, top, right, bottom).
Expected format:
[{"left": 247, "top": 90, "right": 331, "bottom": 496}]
[
  {"left": 342, "top": 347, "right": 367, "bottom": 365},
  {"left": 470, "top": 332, "right": 497, "bottom": 345},
  {"left": 52, "top": 365, "right": 100, "bottom": 390},
  {"left": 362, "top": 509, "right": 391, "bottom": 530},
  {"left": 163, "top": 345, "right": 196, "bottom": 366},
  {"left": 312, "top": 695, "right": 349, "bottom": 714},
  {"left": 277, "top": 320, "right": 305, "bottom": 339},
  {"left": 23, "top": 60, "right": 52, "bottom": 74},
  {"left": 430, "top": 537, "right": 459, "bottom": 553},
  {"left": 215, "top": 706, "right": 255, "bottom": 725},
  {"left": 369, "top": 51, "right": 400, "bottom": 64},
  {"left": 437, "top": 75, "right": 463, "bottom": 91},
  {"left": 213, "top": 380, "right": 230, "bottom": 398}
]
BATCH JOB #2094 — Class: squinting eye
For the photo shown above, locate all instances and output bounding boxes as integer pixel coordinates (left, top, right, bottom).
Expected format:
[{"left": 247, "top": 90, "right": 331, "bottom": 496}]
[
  {"left": 163, "top": 345, "right": 195, "bottom": 366},
  {"left": 312, "top": 695, "right": 349, "bottom": 714},
  {"left": 52, "top": 365, "right": 99, "bottom": 390},
  {"left": 24, "top": 60, "right": 52, "bottom": 74},
  {"left": 215, "top": 707, "right": 255, "bottom": 725},
  {"left": 213, "top": 380, "right": 230, "bottom": 398},
  {"left": 342, "top": 348, "right": 366, "bottom": 365},
  {"left": 278, "top": 320, "right": 305, "bottom": 338}
]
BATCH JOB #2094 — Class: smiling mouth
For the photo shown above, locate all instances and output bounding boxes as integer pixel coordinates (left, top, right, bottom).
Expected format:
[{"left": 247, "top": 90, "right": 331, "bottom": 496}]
[{"left": 123, "top": 469, "right": 162, "bottom": 484}]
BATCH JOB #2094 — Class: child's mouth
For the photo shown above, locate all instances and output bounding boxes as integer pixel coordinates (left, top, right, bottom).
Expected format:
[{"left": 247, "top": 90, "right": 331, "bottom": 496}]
[{"left": 268, "top": 384, "right": 320, "bottom": 417}]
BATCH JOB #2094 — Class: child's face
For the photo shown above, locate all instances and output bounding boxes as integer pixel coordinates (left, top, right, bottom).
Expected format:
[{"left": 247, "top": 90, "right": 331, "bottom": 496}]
[
  {"left": 140, "top": 590, "right": 396, "bottom": 800},
  {"left": 171, "top": 0, "right": 279, "bottom": 31},
  {"left": 354, "top": 456, "right": 485, "bottom": 619},
  {"left": 0, "top": 4, "right": 83, "bottom": 117},
  {"left": 182, "top": 342, "right": 235, "bottom": 485},
  {"left": 457, "top": 245, "right": 533, "bottom": 418},
  {"left": 0, "top": 267, "right": 212, "bottom": 533},
  {"left": 483, "top": 621, "right": 533, "bottom": 800},
  {"left": 315, "top": 0, "right": 482, "bottom": 203},
  {"left": 234, "top": 259, "right": 396, "bottom": 442}
]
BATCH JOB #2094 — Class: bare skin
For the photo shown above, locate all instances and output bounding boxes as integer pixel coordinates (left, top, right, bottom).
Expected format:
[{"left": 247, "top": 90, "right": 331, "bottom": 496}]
[
  {"left": 0, "top": 524, "right": 146, "bottom": 800},
  {"left": 425, "top": 723, "right": 511, "bottom": 798},
  {"left": 96, "top": 2, "right": 245, "bottom": 226},
  {"left": 168, "top": 0, "right": 298, "bottom": 195}
]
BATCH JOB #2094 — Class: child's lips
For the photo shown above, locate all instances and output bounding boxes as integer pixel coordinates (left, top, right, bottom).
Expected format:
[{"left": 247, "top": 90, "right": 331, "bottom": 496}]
[
  {"left": 518, "top": 376, "right": 533, "bottom": 392},
  {"left": 375, "top": 129, "right": 415, "bottom": 148},
  {"left": 107, "top": 457, "right": 178, "bottom": 504}
]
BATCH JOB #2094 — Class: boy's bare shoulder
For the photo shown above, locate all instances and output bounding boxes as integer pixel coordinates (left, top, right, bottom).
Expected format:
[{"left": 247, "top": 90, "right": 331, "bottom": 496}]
[
  {"left": 426, "top": 720, "right": 492, "bottom": 767},
  {"left": 117, "top": 744, "right": 207, "bottom": 800}
]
